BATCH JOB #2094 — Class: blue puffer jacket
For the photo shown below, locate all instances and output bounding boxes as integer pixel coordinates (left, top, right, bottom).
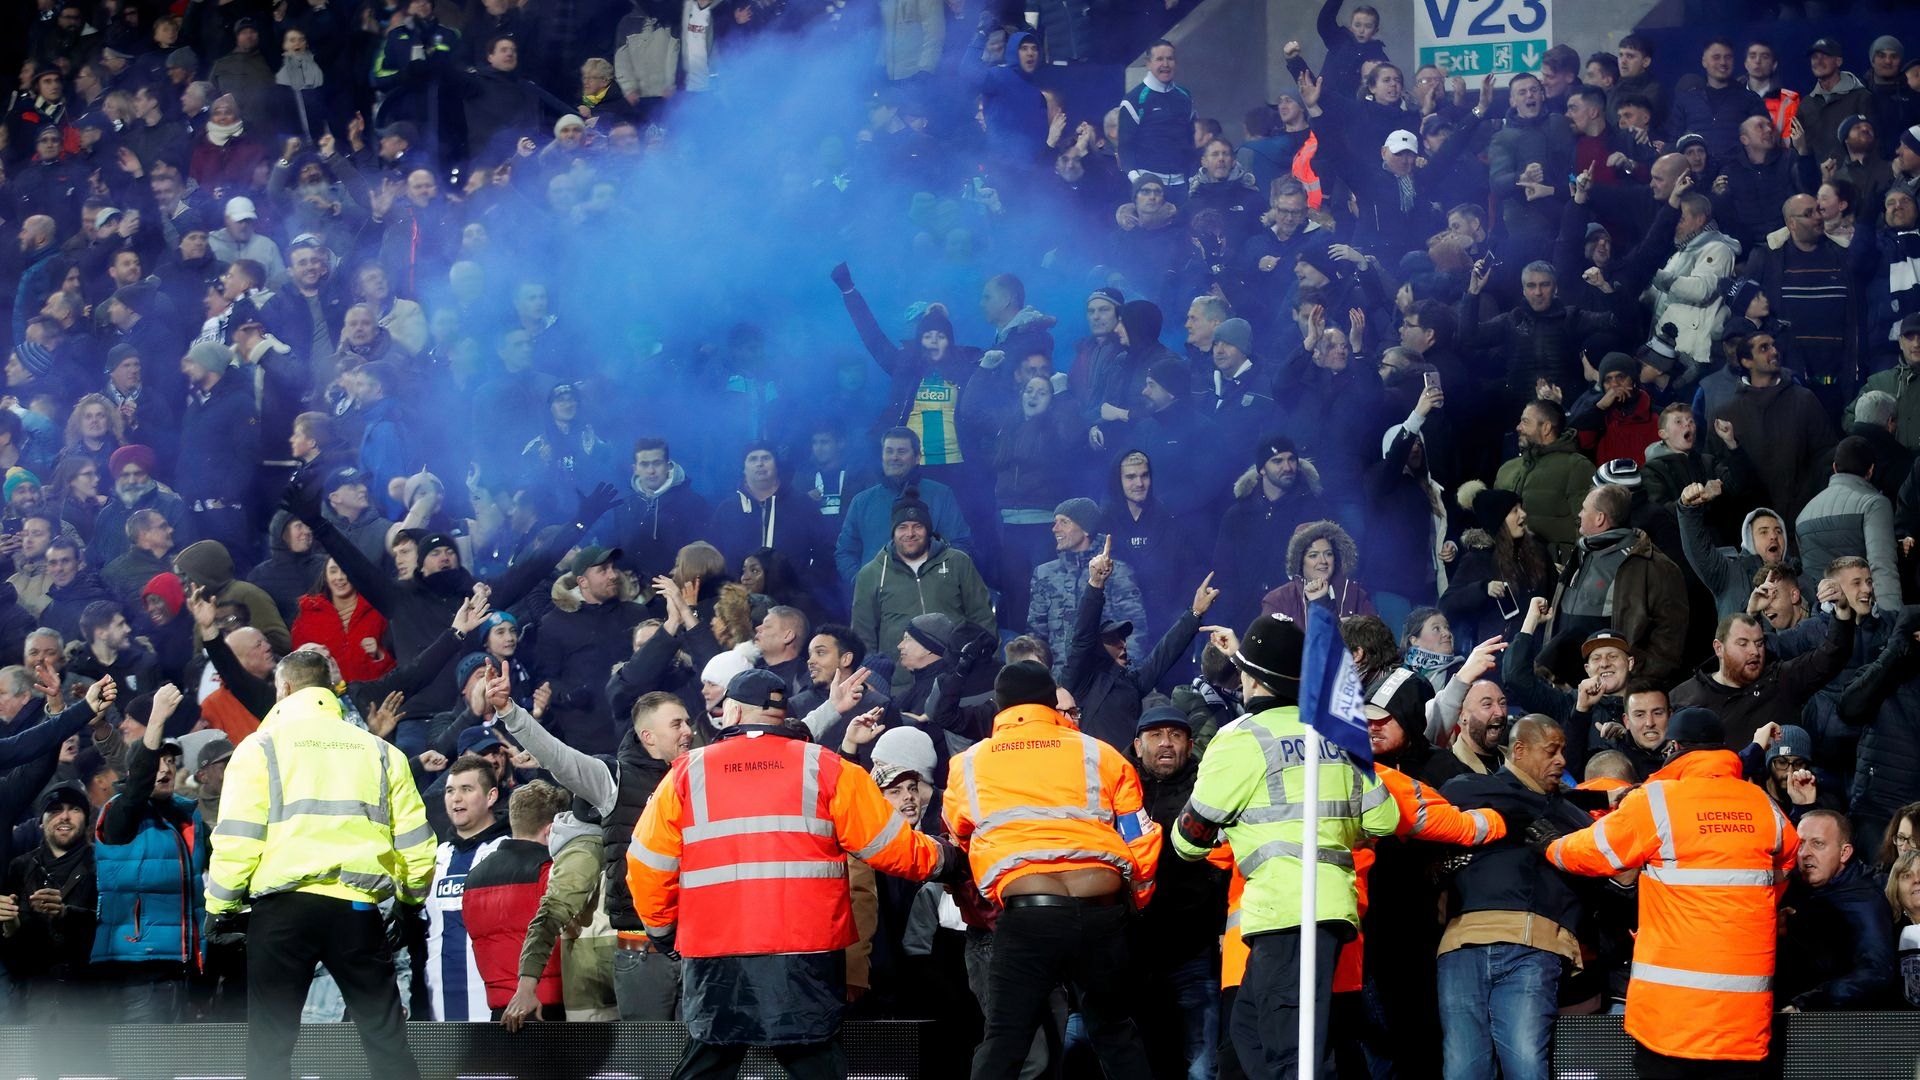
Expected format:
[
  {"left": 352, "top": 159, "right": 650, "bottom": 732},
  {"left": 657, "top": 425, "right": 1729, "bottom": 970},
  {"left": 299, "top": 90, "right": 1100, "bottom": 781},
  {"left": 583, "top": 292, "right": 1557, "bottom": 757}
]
[{"left": 92, "top": 744, "right": 204, "bottom": 967}]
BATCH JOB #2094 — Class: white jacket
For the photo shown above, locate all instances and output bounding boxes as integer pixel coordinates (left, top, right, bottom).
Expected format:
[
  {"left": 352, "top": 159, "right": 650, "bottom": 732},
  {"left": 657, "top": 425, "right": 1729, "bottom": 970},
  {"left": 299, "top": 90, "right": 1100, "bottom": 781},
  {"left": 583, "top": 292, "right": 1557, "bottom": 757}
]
[{"left": 1643, "top": 225, "right": 1740, "bottom": 362}]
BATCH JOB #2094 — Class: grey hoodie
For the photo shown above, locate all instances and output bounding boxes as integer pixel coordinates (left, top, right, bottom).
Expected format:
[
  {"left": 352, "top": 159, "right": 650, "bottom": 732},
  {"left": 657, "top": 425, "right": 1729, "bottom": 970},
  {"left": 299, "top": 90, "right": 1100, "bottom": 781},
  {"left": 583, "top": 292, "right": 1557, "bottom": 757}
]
[{"left": 1677, "top": 501, "right": 1793, "bottom": 617}]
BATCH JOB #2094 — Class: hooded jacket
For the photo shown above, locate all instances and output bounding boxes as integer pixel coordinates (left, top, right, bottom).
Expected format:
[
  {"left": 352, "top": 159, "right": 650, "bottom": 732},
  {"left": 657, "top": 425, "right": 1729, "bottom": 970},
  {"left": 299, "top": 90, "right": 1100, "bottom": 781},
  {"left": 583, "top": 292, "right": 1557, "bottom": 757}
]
[
  {"left": 850, "top": 538, "right": 994, "bottom": 691},
  {"left": 538, "top": 578, "right": 650, "bottom": 757},
  {"left": 248, "top": 509, "right": 327, "bottom": 624},
  {"left": 1086, "top": 301, "right": 1178, "bottom": 434},
  {"left": 1677, "top": 503, "right": 1794, "bottom": 618},
  {"left": 1718, "top": 375, "right": 1838, "bottom": 524},
  {"left": 606, "top": 461, "right": 711, "bottom": 580},
  {"left": 290, "top": 592, "right": 395, "bottom": 685},
  {"left": 1213, "top": 462, "right": 1327, "bottom": 633},
  {"left": 1558, "top": 527, "right": 1691, "bottom": 686},
  {"left": 1645, "top": 222, "right": 1740, "bottom": 363},
  {"left": 706, "top": 485, "right": 831, "bottom": 582},
  {"left": 1062, "top": 576, "right": 1201, "bottom": 752},
  {"left": 1494, "top": 435, "right": 1597, "bottom": 548},
  {"left": 1259, "top": 519, "right": 1376, "bottom": 623},
  {"left": 1488, "top": 107, "right": 1575, "bottom": 241},
  {"left": 173, "top": 540, "right": 291, "bottom": 653},
  {"left": 1836, "top": 607, "right": 1920, "bottom": 819},
  {"left": 1798, "top": 72, "right": 1875, "bottom": 163}
]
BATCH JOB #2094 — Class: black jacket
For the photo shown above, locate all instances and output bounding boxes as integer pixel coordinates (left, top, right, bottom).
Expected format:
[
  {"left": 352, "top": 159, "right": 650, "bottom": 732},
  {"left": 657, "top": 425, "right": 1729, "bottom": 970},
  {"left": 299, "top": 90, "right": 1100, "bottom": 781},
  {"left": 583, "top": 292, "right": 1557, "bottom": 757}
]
[
  {"left": 1780, "top": 859, "right": 1898, "bottom": 1010},
  {"left": 1062, "top": 581, "right": 1200, "bottom": 752},
  {"left": 1438, "top": 769, "right": 1594, "bottom": 932},
  {"left": 1668, "top": 610, "right": 1850, "bottom": 748},
  {"left": 2, "top": 839, "right": 95, "bottom": 980},
  {"left": 1130, "top": 755, "right": 1227, "bottom": 963},
  {"left": 536, "top": 596, "right": 648, "bottom": 756},
  {"left": 1837, "top": 607, "right": 1920, "bottom": 819}
]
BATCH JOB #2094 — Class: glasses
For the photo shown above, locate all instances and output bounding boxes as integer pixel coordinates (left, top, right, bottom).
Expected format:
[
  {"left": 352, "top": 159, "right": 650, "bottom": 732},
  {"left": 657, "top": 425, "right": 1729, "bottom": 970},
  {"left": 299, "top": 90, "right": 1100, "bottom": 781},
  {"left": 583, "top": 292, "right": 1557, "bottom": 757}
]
[
  {"left": 1897, "top": 834, "right": 1916, "bottom": 852},
  {"left": 1061, "top": 706, "right": 1082, "bottom": 719}
]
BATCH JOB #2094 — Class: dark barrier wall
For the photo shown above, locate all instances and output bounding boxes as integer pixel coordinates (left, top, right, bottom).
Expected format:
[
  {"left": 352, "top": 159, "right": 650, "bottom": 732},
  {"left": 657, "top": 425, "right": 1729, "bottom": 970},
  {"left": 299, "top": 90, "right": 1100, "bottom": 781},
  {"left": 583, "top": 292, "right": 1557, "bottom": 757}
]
[{"left": 3, "top": 1015, "right": 1919, "bottom": 1078}]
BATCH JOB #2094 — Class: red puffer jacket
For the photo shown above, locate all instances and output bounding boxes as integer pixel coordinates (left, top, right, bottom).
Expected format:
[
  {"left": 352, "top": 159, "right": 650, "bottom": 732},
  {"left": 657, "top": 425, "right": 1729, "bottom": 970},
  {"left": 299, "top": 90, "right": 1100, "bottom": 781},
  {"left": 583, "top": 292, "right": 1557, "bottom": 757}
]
[
  {"left": 290, "top": 593, "right": 395, "bottom": 684},
  {"left": 461, "top": 838, "right": 563, "bottom": 1009}
]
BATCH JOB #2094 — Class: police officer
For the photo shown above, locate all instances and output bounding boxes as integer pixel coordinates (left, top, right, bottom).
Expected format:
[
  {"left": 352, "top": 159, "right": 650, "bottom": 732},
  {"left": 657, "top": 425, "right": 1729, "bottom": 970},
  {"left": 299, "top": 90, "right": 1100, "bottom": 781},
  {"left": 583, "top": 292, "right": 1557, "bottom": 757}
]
[
  {"left": 205, "top": 650, "right": 436, "bottom": 1080},
  {"left": 1172, "top": 615, "right": 1401, "bottom": 1079},
  {"left": 628, "top": 668, "right": 961, "bottom": 1079}
]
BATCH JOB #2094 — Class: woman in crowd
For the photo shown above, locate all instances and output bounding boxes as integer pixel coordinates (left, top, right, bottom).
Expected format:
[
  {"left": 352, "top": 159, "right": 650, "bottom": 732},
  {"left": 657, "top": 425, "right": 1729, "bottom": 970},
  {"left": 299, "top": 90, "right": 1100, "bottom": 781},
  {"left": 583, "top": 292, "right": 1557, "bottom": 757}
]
[
  {"left": 1442, "top": 481, "right": 1556, "bottom": 644},
  {"left": 1261, "top": 519, "right": 1377, "bottom": 622},
  {"left": 290, "top": 556, "right": 395, "bottom": 684},
  {"left": 47, "top": 456, "right": 104, "bottom": 545},
  {"left": 58, "top": 394, "right": 124, "bottom": 474}
]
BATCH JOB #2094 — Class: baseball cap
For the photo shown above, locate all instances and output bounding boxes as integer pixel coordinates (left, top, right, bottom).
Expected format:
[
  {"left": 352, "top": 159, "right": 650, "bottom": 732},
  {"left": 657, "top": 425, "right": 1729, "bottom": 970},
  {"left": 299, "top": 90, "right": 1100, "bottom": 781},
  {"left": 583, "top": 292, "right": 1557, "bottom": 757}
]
[
  {"left": 457, "top": 725, "right": 507, "bottom": 756},
  {"left": 871, "top": 762, "right": 926, "bottom": 789},
  {"left": 1900, "top": 313, "right": 1920, "bottom": 337},
  {"left": 225, "top": 196, "right": 258, "bottom": 221},
  {"left": 1807, "top": 37, "right": 1843, "bottom": 57},
  {"left": 725, "top": 668, "right": 788, "bottom": 711},
  {"left": 177, "top": 729, "right": 236, "bottom": 777},
  {"left": 549, "top": 382, "right": 579, "bottom": 402},
  {"left": 1580, "top": 629, "right": 1630, "bottom": 658},
  {"left": 1099, "top": 618, "right": 1135, "bottom": 641},
  {"left": 1136, "top": 704, "right": 1191, "bottom": 736},
  {"left": 324, "top": 466, "right": 369, "bottom": 494},
  {"left": 1384, "top": 129, "right": 1419, "bottom": 155},
  {"left": 376, "top": 121, "right": 419, "bottom": 145},
  {"left": 569, "top": 545, "right": 620, "bottom": 577},
  {"left": 93, "top": 207, "right": 122, "bottom": 231}
]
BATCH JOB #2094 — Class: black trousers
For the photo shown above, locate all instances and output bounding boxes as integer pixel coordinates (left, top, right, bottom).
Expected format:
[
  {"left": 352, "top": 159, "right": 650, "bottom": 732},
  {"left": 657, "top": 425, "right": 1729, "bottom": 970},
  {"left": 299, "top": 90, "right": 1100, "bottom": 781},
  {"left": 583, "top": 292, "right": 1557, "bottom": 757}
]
[
  {"left": 1634, "top": 1042, "right": 1764, "bottom": 1079},
  {"left": 672, "top": 1038, "right": 845, "bottom": 1080},
  {"left": 246, "top": 892, "right": 421, "bottom": 1080},
  {"left": 970, "top": 898, "right": 1151, "bottom": 1080},
  {"left": 1232, "top": 925, "right": 1342, "bottom": 1080}
]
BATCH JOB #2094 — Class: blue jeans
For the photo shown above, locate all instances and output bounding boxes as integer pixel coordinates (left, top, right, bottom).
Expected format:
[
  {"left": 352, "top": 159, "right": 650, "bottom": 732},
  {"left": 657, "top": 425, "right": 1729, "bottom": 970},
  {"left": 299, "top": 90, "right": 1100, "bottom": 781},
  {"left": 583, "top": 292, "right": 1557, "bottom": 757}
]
[
  {"left": 1436, "top": 943, "right": 1559, "bottom": 1080},
  {"left": 1167, "top": 954, "right": 1220, "bottom": 1080}
]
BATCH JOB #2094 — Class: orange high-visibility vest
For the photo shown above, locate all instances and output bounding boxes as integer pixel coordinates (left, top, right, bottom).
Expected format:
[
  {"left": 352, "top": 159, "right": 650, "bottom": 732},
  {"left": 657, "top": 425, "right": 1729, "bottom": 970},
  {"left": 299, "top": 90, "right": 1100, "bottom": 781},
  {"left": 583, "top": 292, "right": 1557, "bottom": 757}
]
[
  {"left": 1548, "top": 750, "right": 1797, "bottom": 1063},
  {"left": 627, "top": 728, "right": 941, "bottom": 958},
  {"left": 944, "top": 704, "right": 1161, "bottom": 907}
]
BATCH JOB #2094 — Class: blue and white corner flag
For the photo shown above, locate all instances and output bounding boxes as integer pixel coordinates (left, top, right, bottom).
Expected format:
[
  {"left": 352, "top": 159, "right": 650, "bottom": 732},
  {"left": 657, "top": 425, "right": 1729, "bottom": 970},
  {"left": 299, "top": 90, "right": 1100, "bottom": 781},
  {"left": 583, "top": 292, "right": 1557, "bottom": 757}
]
[{"left": 1298, "top": 604, "right": 1372, "bottom": 765}]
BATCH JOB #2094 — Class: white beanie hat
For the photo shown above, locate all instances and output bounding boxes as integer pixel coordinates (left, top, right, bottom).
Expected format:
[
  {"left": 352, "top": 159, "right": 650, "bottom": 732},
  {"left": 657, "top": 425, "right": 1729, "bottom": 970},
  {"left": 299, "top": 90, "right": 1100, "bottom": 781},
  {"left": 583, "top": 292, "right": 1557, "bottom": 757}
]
[{"left": 701, "top": 651, "right": 752, "bottom": 687}]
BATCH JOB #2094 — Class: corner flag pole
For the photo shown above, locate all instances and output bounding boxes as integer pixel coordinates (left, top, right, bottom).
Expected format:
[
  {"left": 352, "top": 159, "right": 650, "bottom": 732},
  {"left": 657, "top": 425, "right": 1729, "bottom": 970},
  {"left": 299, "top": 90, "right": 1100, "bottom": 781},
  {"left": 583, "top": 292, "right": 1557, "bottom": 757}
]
[{"left": 1299, "top": 721, "right": 1320, "bottom": 1080}]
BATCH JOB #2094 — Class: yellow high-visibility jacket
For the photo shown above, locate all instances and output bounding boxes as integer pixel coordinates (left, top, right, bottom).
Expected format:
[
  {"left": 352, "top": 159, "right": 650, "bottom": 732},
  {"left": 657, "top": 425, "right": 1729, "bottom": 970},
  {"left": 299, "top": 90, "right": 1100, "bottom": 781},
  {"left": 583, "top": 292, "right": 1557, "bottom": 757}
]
[{"left": 205, "top": 687, "right": 436, "bottom": 912}]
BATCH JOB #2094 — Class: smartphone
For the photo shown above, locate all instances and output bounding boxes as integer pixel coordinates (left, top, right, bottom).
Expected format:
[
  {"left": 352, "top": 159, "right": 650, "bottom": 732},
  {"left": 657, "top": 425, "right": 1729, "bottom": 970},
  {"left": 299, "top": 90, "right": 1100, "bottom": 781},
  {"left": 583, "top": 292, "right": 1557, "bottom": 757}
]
[
  {"left": 1493, "top": 583, "right": 1521, "bottom": 622},
  {"left": 1424, "top": 370, "right": 1441, "bottom": 394}
]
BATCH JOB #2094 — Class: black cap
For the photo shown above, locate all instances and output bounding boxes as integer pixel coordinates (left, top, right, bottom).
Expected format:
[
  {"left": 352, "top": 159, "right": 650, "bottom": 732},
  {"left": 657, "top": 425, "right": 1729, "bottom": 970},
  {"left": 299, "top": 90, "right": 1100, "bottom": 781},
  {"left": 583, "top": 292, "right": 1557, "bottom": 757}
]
[
  {"left": 324, "top": 466, "right": 368, "bottom": 494},
  {"left": 377, "top": 121, "right": 419, "bottom": 145},
  {"left": 1807, "top": 37, "right": 1843, "bottom": 57},
  {"left": 40, "top": 782, "right": 88, "bottom": 815},
  {"left": 1667, "top": 706, "right": 1725, "bottom": 746},
  {"left": 1098, "top": 619, "right": 1135, "bottom": 640},
  {"left": 1900, "top": 313, "right": 1920, "bottom": 337},
  {"left": 569, "top": 545, "right": 620, "bottom": 576},
  {"left": 1233, "top": 614, "right": 1305, "bottom": 688},
  {"left": 726, "top": 668, "right": 788, "bottom": 710},
  {"left": 1136, "top": 704, "right": 1191, "bottom": 735},
  {"left": 994, "top": 659, "right": 1056, "bottom": 711}
]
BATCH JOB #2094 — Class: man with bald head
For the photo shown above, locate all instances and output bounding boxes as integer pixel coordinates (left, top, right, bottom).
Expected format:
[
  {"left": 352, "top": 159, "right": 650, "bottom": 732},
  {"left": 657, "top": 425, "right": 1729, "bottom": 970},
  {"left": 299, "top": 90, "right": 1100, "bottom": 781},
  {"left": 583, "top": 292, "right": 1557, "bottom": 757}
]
[
  {"left": 14, "top": 216, "right": 62, "bottom": 342},
  {"left": 1421, "top": 635, "right": 1513, "bottom": 789},
  {"left": 1747, "top": 190, "right": 1853, "bottom": 417},
  {"left": 1715, "top": 114, "right": 1814, "bottom": 253},
  {"left": 1436, "top": 714, "right": 1596, "bottom": 1080}
]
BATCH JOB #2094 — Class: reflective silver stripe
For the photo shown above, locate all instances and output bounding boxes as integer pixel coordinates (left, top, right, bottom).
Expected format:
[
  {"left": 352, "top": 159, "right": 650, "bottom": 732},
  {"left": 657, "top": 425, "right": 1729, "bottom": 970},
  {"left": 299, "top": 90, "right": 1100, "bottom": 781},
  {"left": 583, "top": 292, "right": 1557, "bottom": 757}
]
[
  {"left": 1245, "top": 723, "right": 1292, "bottom": 806},
  {"left": 1357, "top": 781, "right": 1389, "bottom": 814},
  {"left": 977, "top": 847, "right": 1133, "bottom": 893},
  {"left": 1591, "top": 819, "right": 1628, "bottom": 872},
  {"left": 642, "top": 919, "right": 676, "bottom": 936},
  {"left": 1186, "top": 798, "right": 1236, "bottom": 826},
  {"left": 1644, "top": 781, "right": 1678, "bottom": 865},
  {"left": 1631, "top": 961, "right": 1771, "bottom": 993},
  {"left": 376, "top": 742, "right": 391, "bottom": 841},
  {"left": 1468, "top": 810, "right": 1490, "bottom": 846},
  {"left": 1641, "top": 866, "right": 1776, "bottom": 887},
  {"left": 680, "top": 859, "right": 848, "bottom": 888},
  {"left": 974, "top": 804, "right": 1110, "bottom": 836},
  {"left": 800, "top": 742, "right": 822, "bottom": 817},
  {"left": 1080, "top": 736, "right": 1103, "bottom": 814},
  {"left": 683, "top": 815, "right": 837, "bottom": 842},
  {"left": 1412, "top": 786, "right": 1431, "bottom": 833},
  {"left": 394, "top": 823, "right": 435, "bottom": 850},
  {"left": 1224, "top": 911, "right": 1241, "bottom": 932},
  {"left": 1236, "top": 839, "right": 1355, "bottom": 877},
  {"left": 1238, "top": 800, "right": 1374, "bottom": 824},
  {"left": 628, "top": 836, "right": 681, "bottom": 872},
  {"left": 214, "top": 819, "right": 267, "bottom": 841},
  {"left": 1769, "top": 805, "right": 1787, "bottom": 860},
  {"left": 851, "top": 809, "right": 906, "bottom": 861},
  {"left": 688, "top": 751, "right": 713, "bottom": 826},
  {"left": 248, "top": 868, "right": 396, "bottom": 900},
  {"left": 260, "top": 737, "right": 284, "bottom": 823},
  {"left": 279, "top": 798, "right": 388, "bottom": 825},
  {"left": 207, "top": 880, "right": 247, "bottom": 902}
]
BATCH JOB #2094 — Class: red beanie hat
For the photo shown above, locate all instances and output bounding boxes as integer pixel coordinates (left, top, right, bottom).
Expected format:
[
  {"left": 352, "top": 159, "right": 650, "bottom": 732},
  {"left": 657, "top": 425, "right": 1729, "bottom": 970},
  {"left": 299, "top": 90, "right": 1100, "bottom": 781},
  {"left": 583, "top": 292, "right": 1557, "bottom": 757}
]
[{"left": 141, "top": 572, "right": 184, "bottom": 616}]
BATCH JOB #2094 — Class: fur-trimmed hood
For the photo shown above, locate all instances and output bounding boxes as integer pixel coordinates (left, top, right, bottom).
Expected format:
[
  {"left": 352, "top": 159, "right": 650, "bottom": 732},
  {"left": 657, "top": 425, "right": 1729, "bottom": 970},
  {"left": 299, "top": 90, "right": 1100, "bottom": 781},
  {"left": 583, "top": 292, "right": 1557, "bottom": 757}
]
[
  {"left": 1459, "top": 527, "right": 1494, "bottom": 551},
  {"left": 1285, "top": 519, "right": 1359, "bottom": 580},
  {"left": 1232, "top": 457, "right": 1324, "bottom": 500},
  {"left": 548, "top": 566, "right": 646, "bottom": 611}
]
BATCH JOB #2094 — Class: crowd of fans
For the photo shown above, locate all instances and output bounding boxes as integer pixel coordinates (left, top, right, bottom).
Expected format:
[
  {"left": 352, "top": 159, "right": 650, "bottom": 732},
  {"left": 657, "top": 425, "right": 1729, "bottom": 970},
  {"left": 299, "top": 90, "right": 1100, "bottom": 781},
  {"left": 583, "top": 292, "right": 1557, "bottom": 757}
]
[{"left": 2, "top": 0, "right": 1920, "bottom": 1074}]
